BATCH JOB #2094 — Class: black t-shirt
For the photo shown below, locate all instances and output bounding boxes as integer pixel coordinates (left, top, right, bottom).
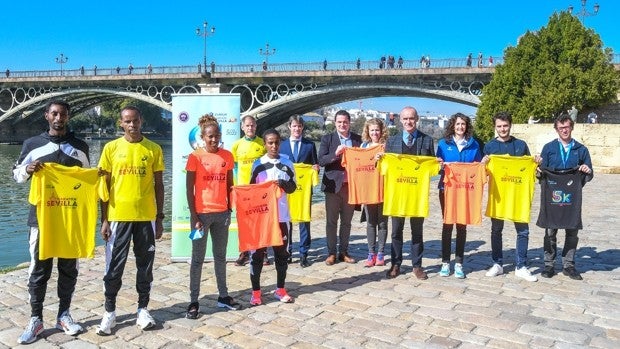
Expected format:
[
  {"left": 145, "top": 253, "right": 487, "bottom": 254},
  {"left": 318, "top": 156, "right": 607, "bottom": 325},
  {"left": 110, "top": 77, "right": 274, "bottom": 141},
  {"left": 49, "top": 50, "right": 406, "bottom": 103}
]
[{"left": 536, "top": 168, "right": 585, "bottom": 230}]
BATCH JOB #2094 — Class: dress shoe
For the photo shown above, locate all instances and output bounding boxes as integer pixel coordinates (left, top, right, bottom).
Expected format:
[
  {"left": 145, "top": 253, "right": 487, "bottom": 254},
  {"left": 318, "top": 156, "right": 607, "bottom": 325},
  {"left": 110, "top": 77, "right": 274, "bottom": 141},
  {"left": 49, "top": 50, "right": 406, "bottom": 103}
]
[
  {"left": 234, "top": 252, "right": 249, "bottom": 266},
  {"left": 325, "top": 254, "right": 337, "bottom": 266},
  {"left": 412, "top": 267, "right": 428, "bottom": 280},
  {"left": 338, "top": 253, "right": 356, "bottom": 264},
  {"left": 562, "top": 267, "right": 583, "bottom": 280},
  {"left": 541, "top": 266, "right": 556, "bottom": 278},
  {"left": 300, "top": 255, "right": 310, "bottom": 268},
  {"left": 386, "top": 265, "right": 400, "bottom": 279}
]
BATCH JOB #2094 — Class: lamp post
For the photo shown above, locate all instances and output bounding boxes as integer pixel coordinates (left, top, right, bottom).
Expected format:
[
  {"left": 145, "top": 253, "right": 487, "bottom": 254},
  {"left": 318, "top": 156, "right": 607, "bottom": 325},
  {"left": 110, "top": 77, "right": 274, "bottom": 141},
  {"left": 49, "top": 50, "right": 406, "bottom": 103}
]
[
  {"left": 259, "top": 43, "right": 276, "bottom": 70},
  {"left": 568, "top": 0, "right": 600, "bottom": 23},
  {"left": 196, "top": 20, "right": 215, "bottom": 72},
  {"left": 55, "top": 53, "right": 68, "bottom": 76}
]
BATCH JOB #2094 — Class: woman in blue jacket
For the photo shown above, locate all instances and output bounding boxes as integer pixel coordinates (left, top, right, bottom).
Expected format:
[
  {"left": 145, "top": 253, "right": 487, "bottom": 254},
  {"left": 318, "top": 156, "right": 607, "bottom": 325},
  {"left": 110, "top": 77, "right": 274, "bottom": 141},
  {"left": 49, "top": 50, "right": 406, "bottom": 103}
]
[{"left": 436, "top": 113, "right": 482, "bottom": 279}]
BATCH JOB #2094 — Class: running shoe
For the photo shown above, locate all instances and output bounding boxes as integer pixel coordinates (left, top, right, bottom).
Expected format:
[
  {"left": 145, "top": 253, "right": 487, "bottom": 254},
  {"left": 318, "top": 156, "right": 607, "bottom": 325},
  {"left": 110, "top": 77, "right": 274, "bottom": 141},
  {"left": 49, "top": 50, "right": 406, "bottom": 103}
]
[
  {"left": 136, "top": 308, "right": 156, "bottom": 330},
  {"left": 96, "top": 311, "right": 116, "bottom": 336},
  {"left": 17, "top": 316, "right": 44, "bottom": 344},
  {"left": 55, "top": 310, "right": 83, "bottom": 336},
  {"left": 274, "top": 288, "right": 294, "bottom": 303}
]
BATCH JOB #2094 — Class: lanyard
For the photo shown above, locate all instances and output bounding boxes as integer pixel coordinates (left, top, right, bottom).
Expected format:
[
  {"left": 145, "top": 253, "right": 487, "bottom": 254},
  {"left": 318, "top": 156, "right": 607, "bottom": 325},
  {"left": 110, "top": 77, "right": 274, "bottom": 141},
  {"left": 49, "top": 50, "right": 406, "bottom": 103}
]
[{"left": 559, "top": 140, "right": 574, "bottom": 168}]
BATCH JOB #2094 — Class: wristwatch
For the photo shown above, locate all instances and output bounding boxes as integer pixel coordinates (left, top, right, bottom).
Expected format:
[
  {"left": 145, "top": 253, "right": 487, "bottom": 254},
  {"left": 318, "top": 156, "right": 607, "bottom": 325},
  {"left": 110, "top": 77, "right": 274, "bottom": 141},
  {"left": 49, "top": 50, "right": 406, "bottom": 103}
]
[{"left": 156, "top": 212, "right": 165, "bottom": 220}]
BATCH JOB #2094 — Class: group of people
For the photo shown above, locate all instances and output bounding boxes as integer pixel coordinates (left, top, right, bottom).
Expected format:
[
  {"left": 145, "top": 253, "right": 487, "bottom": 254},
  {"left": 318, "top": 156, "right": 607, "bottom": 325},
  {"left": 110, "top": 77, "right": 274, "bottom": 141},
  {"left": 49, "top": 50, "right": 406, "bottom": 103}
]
[
  {"left": 12, "top": 100, "right": 593, "bottom": 344},
  {"left": 379, "top": 55, "right": 404, "bottom": 69}
]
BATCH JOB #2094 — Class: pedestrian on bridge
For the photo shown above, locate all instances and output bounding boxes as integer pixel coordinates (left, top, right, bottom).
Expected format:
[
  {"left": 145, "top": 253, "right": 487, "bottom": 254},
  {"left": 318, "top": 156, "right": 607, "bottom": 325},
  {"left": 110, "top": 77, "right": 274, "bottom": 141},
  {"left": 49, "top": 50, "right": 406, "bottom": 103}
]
[
  {"left": 323, "top": 59, "right": 327, "bottom": 70},
  {"left": 5, "top": 69, "right": 9, "bottom": 77},
  {"left": 128, "top": 63, "right": 133, "bottom": 74}
]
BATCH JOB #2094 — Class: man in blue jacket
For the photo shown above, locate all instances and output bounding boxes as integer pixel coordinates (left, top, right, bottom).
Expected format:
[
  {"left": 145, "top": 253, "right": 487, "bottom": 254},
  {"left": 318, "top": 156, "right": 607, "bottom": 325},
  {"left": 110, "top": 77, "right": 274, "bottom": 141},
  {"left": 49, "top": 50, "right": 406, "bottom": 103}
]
[
  {"left": 280, "top": 115, "right": 319, "bottom": 267},
  {"left": 536, "top": 114, "right": 593, "bottom": 280}
]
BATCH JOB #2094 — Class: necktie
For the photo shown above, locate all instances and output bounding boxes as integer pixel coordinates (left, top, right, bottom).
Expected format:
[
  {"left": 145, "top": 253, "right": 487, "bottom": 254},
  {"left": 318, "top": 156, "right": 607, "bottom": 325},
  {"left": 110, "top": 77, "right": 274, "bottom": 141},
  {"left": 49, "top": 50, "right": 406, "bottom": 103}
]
[
  {"left": 407, "top": 133, "right": 413, "bottom": 147},
  {"left": 293, "top": 140, "right": 300, "bottom": 161}
]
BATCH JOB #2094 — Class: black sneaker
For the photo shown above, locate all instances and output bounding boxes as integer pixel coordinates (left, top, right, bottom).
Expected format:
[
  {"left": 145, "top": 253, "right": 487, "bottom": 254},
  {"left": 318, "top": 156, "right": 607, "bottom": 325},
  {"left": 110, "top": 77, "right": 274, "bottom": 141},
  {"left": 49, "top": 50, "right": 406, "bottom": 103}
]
[
  {"left": 541, "top": 266, "right": 556, "bottom": 278},
  {"left": 562, "top": 267, "right": 583, "bottom": 280},
  {"left": 217, "top": 296, "right": 242, "bottom": 310},
  {"left": 186, "top": 302, "right": 200, "bottom": 319}
]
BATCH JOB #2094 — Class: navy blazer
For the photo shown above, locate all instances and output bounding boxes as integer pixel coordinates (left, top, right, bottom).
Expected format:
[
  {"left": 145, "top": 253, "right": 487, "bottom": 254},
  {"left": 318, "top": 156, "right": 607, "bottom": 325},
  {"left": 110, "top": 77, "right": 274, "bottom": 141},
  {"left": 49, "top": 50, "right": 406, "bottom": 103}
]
[
  {"left": 318, "top": 131, "right": 362, "bottom": 193},
  {"left": 280, "top": 137, "right": 318, "bottom": 165},
  {"left": 385, "top": 130, "right": 435, "bottom": 156}
]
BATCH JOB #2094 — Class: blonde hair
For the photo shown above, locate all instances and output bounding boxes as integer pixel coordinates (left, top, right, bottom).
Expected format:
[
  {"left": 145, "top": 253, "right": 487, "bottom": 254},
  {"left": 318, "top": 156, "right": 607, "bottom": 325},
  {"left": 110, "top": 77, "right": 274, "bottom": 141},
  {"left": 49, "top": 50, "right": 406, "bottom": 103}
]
[{"left": 361, "top": 117, "right": 388, "bottom": 144}]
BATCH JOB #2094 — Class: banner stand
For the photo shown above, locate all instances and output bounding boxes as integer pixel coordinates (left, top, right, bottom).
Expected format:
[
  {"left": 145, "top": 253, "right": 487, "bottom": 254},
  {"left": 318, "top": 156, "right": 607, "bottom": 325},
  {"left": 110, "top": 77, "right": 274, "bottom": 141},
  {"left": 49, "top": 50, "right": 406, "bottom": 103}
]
[{"left": 170, "top": 93, "right": 241, "bottom": 262}]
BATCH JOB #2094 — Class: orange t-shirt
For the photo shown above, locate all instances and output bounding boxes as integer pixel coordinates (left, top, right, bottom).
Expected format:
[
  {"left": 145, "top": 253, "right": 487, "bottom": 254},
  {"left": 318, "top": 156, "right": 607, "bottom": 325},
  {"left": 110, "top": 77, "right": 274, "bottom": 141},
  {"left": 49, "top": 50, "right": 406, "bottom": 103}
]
[
  {"left": 231, "top": 181, "right": 283, "bottom": 251},
  {"left": 341, "top": 144, "right": 384, "bottom": 204},
  {"left": 442, "top": 162, "right": 487, "bottom": 225},
  {"left": 185, "top": 148, "right": 234, "bottom": 213}
]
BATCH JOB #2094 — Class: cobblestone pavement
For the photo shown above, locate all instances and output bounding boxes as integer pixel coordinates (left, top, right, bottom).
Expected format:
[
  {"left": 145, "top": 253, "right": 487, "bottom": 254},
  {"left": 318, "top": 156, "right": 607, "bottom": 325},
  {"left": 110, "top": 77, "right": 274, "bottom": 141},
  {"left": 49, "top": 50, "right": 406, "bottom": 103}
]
[{"left": 0, "top": 174, "right": 618, "bottom": 348}]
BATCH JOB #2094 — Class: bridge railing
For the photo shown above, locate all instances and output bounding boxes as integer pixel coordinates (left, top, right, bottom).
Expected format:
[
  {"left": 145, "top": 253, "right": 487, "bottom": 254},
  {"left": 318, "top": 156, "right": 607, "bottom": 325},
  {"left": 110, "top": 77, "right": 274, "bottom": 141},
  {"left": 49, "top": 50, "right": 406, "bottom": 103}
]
[{"left": 2, "top": 54, "right": 619, "bottom": 78}]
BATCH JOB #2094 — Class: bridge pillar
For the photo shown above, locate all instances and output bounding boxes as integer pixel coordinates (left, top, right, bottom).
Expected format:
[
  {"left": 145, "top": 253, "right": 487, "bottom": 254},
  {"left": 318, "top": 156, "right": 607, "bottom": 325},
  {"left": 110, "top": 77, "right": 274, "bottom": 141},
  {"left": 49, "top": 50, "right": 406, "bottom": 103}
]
[{"left": 199, "top": 83, "right": 223, "bottom": 94}]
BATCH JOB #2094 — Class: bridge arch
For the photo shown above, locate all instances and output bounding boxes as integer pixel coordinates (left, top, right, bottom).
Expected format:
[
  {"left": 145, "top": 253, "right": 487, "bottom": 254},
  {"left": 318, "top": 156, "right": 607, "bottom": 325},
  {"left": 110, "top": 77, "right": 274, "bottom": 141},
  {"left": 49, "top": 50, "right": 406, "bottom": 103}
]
[
  {"left": 0, "top": 87, "right": 195, "bottom": 124},
  {"left": 243, "top": 83, "right": 482, "bottom": 129}
]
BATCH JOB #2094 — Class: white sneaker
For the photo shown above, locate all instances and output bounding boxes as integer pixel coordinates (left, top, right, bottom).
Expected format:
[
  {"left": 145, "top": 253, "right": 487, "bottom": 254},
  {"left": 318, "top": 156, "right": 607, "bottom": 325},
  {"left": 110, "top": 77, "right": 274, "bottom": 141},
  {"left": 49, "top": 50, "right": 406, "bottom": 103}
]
[
  {"left": 17, "top": 316, "right": 44, "bottom": 344},
  {"left": 515, "top": 266, "right": 538, "bottom": 282},
  {"left": 485, "top": 263, "right": 504, "bottom": 277},
  {"left": 454, "top": 263, "right": 466, "bottom": 279},
  {"left": 96, "top": 311, "right": 116, "bottom": 336},
  {"left": 55, "top": 310, "right": 83, "bottom": 336},
  {"left": 136, "top": 308, "right": 156, "bottom": 330},
  {"left": 439, "top": 263, "right": 450, "bottom": 277}
]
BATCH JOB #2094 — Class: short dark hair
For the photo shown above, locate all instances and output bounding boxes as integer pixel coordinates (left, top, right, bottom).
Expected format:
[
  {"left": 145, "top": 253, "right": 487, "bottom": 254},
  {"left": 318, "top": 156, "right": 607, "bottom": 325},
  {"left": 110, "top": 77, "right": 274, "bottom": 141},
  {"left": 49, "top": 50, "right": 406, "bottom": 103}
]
[
  {"left": 492, "top": 111, "right": 512, "bottom": 125},
  {"left": 45, "top": 100, "right": 70, "bottom": 114},
  {"left": 554, "top": 114, "right": 574, "bottom": 129},
  {"left": 334, "top": 110, "right": 351, "bottom": 121},
  {"left": 287, "top": 114, "right": 305, "bottom": 127},
  {"left": 262, "top": 128, "right": 280, "bottom": 140},
  {"left": 121, "top": 105, "right": 142, "bottom": 118}
]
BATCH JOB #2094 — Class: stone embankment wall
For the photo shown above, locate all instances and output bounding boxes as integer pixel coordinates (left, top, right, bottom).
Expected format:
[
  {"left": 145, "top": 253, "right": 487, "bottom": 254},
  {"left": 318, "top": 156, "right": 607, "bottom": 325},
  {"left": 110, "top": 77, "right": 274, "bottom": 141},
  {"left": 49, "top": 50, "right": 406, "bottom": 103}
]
[{"left": 512, "top": 123, "right": 620, "bottom": 174}]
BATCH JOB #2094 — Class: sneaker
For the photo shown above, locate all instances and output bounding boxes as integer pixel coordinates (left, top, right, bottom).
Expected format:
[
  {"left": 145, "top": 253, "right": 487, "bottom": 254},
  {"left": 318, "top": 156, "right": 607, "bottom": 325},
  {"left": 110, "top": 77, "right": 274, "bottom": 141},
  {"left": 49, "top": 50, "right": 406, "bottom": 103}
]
[
  {"left": 96, "top": 311, "right": 116, "bottom": 336},
  {"left": 562, "top": 266, "right": 583, "bottom": 280},
  {"left": 364, "top": 253, "right": 376, "bottom": 267},
  {"left": 55, "top": 310, "right": 83, "bottom": 336},
  {"left": 274, "top": 288, "right": 294, "bottom": 303},
  {"left": 217, "top": 296, "right": 242, "bottom": 310},
  {"left": 185, "top": 302, "right": 200, "bottom": 319},
  {"left": 454, "top": 263, "right": 466, "bottom": 279},
  {"left": 485, "top": 263, "right": 504, "bottom": 277},
  {"left": 439, "top": 263, "right": 450, "bottom": 277},
  {"left": 136, "top": 308, "right": 156, "bottom": 330},
  {"left": 250, "top": 290, "right": 262, "bottom": 306},
  {"left": 235, "top": 252, "right": 249, "bottom": 266},
  {"left": 17, "top": 316, "right": 44, "bottom": 344},
  {"left": 375, "top": 253, "right": 385, "bottom": 266},
  {"left": 515, "top": 266, "right": 538, "bottom": 282}
]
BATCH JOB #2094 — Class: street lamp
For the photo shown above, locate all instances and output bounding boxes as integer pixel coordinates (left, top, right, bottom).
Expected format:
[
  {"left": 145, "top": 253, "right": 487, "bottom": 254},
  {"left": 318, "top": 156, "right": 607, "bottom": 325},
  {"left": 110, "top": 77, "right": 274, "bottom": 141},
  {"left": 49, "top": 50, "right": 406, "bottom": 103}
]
[
  {"left": 196, "top": 20, "right": 215, "bottom": 72},
  {"left": 568, "top": 0, "right": 600, "bottom": 23},
  {"left": 55, "top": 53, "right": 68, "bottom": 76},
  {"left": 259, "top": 43, "right": 276, "bottom": 70}
]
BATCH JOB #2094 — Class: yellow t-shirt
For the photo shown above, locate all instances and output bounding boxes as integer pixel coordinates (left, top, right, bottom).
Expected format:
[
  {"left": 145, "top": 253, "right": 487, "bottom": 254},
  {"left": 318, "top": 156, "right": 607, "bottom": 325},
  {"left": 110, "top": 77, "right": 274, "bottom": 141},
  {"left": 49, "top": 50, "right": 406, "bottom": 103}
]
[
  {"left": 231, "top": 137, "right": 265, "bottom": 185},
  {"left": 379, "top": 154, "right": 440, "bottom": 217},
  {"left": 288, "top": 163, "right": 319, "bottom": 223},
  {"left": 485, "top": 155, "right": 537, "bottom": 223},
  {"left": 98, "top": 137, "right": 164, "bottom": 221},
  {"left": 29, "top": 163, "right": 108, "bottom": 259}
]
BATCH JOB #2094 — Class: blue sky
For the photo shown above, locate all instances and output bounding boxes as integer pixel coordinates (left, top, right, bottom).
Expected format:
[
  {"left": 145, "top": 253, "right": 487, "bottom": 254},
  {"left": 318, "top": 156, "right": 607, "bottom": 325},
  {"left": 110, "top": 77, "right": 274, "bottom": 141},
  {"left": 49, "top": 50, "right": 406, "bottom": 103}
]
[{"left": 2, "top": 0, "right": 617, "bottom": 115}]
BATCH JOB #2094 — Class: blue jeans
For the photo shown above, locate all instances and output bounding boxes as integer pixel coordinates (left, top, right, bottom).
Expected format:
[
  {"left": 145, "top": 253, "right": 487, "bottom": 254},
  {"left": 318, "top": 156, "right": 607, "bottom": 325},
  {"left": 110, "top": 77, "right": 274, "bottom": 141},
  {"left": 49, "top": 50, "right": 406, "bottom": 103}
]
[{"left": 490, "top": 218, "right": 530, "bottom": 268}]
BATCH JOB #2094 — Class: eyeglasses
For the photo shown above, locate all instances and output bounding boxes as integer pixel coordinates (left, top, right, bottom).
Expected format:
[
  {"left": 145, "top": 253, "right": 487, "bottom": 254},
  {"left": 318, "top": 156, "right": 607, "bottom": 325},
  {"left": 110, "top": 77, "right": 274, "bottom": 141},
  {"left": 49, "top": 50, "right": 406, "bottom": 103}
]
[{"left": 556, "top": 126, "right": 571, "bottom": 131}]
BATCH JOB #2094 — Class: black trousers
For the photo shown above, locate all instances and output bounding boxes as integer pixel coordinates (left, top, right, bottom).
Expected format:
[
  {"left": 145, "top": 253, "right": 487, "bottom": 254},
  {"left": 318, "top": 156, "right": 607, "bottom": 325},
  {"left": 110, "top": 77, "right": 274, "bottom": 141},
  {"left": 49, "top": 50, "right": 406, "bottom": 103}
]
[
  {"left": 27, "top": 227, "right": 78, "bottom": 319},
  {"left": 103, "top": 221, "right": 156, "bottom": 312}
]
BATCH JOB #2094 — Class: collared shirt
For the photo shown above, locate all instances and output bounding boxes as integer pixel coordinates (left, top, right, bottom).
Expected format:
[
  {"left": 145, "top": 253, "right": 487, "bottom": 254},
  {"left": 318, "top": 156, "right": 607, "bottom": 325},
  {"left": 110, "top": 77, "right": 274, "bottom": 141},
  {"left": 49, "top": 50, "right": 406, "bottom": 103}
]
[
  {"left": 339, "top": 133, "right": 352, "bottom": 147},
  {"left": 402, "top": 129, "right": 419, "bottom": 144}
]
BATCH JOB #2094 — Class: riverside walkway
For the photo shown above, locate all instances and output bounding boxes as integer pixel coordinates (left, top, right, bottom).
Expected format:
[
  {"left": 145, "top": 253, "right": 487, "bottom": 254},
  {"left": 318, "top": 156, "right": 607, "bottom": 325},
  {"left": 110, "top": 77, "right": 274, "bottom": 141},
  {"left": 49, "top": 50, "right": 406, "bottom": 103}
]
[{"left": 0, "top": 174, "right": 618, "bottom": 348}]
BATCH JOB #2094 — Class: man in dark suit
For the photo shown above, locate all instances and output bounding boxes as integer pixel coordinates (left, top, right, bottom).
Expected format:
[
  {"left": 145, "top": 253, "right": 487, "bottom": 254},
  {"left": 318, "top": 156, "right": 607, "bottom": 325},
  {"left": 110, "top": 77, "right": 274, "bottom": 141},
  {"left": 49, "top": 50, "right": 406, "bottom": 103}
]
[
  {"left": 318, "top": 110, "right": 362, "bottom": 265},
  {"left": 384, "top": 106, "right": 435, "bottom": 280},
  {"left": 280, "top": 115, "right": 319, "bottom": 268}
]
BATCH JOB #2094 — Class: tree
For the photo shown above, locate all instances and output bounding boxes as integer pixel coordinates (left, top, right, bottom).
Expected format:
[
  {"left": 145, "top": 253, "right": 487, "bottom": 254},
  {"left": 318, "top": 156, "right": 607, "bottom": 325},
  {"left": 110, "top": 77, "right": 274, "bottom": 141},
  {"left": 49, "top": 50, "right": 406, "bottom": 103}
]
[{"left": 475, "top": 11, "right": 618, "bottom": 141}]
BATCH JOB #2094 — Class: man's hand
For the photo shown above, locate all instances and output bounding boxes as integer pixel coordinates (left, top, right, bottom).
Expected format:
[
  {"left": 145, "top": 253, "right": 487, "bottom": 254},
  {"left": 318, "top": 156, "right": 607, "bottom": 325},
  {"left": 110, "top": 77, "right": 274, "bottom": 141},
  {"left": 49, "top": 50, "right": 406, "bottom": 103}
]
[{"left": 100, "top": 220, "right": 111, "bottom": 242}]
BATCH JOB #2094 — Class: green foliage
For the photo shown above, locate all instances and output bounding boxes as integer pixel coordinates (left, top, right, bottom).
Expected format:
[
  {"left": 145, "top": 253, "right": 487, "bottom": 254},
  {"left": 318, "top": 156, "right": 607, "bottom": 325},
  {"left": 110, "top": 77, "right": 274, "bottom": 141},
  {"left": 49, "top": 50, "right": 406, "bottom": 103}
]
[{"left": 476, "top": 12, "right": 619, "bottom": 141}]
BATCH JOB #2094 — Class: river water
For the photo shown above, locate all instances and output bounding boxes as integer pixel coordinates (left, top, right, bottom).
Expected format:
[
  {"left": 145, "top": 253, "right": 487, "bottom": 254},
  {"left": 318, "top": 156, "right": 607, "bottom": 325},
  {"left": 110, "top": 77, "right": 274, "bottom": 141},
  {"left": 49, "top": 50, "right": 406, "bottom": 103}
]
[{"left": 0, "top": 139, "right": 173, "bottom": 269}]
